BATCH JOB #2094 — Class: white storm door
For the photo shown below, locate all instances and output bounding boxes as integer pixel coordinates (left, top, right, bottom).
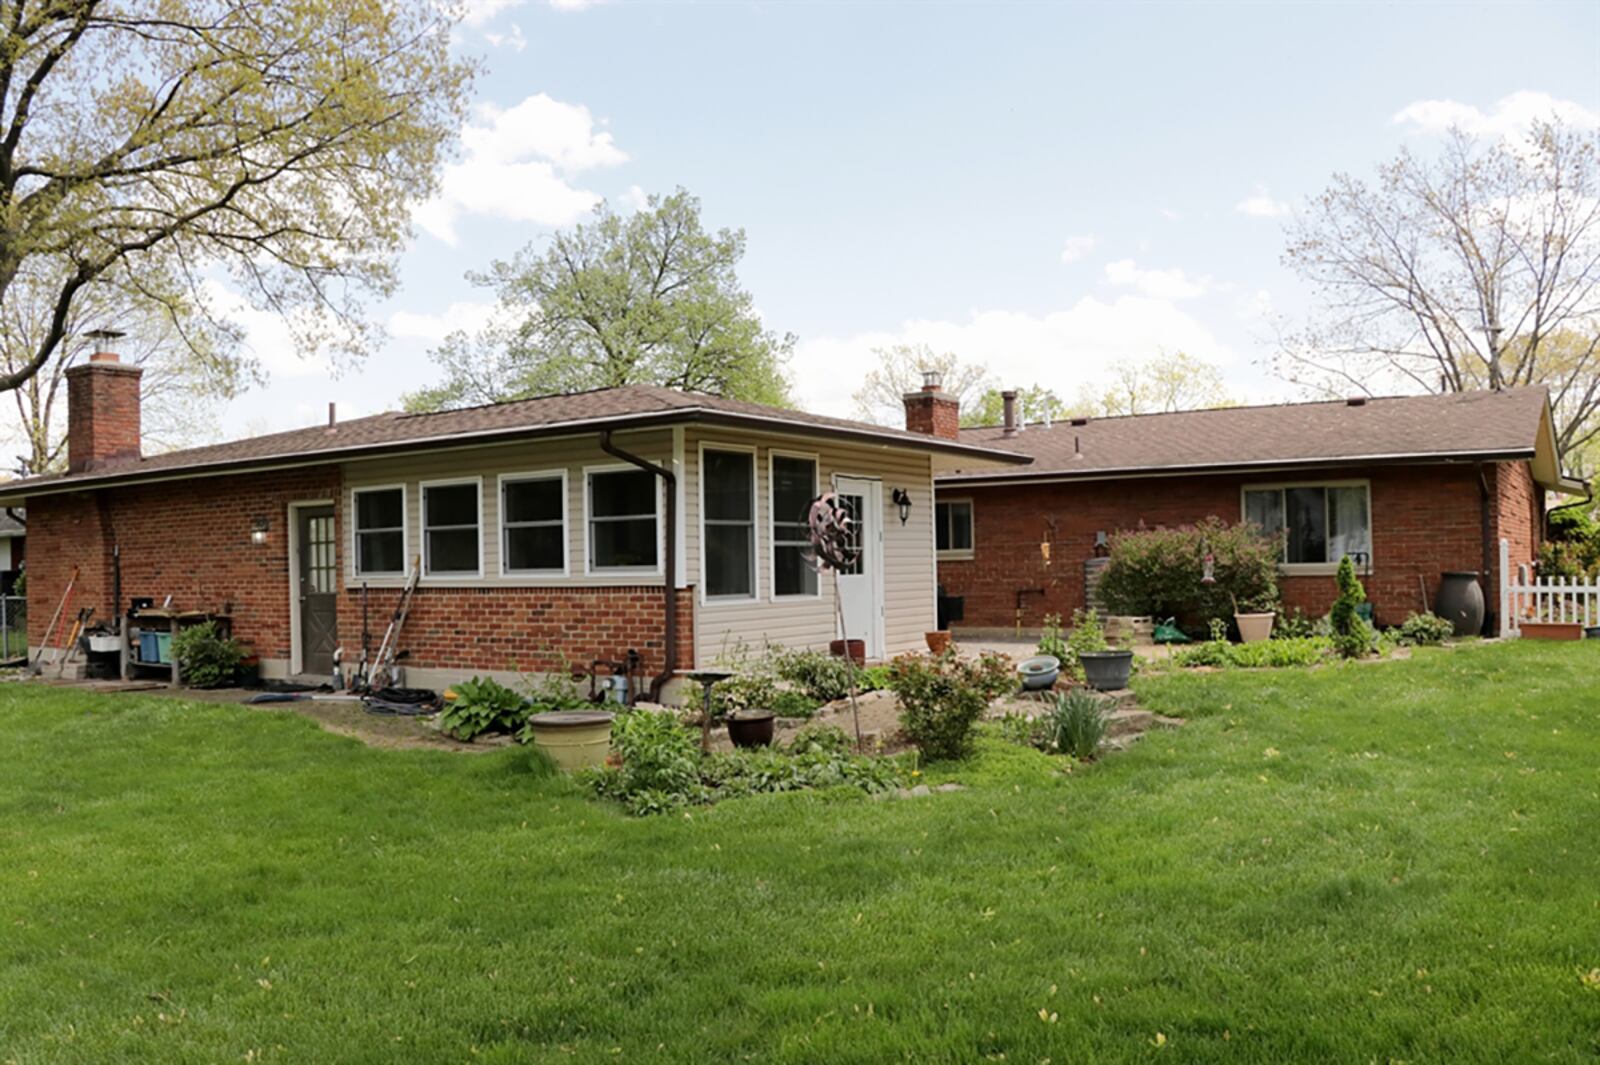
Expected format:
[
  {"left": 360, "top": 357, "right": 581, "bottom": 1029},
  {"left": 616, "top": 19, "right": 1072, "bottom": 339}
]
[{"left": 832, "top": 476, "right": 884, "bottom": 659}]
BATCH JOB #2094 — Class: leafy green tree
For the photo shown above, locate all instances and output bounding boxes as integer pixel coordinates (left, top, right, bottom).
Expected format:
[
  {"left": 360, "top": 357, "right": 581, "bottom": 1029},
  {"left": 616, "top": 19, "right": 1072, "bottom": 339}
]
[
  {"left": 1078, "top": 351, "right": 1233, "bottom": 417},
  {"left": 0, "top": 0, "right": 474, "bottom": 394},
  {"left": 406, "top": 190, "right": 794, "bottom": 410},
  {"left": 963, "top": 385, "right": 1068, "bottom": 428}
]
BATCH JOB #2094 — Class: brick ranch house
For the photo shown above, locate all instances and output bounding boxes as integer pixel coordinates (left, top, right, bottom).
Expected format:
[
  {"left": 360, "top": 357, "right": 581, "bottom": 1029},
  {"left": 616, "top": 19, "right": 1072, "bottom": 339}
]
[
  {"left": 910, "top": 382, "right": 1582, "bottom": 634},
  {"left": 1, "top": 349, "right": 1028, "bottom": 696}
]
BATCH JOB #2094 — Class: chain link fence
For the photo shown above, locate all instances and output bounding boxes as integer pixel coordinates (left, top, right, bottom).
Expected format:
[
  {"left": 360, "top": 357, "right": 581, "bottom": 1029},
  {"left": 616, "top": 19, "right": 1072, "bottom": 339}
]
[{"left": 1, "top": 595, "right": 26, "bottom": 660}]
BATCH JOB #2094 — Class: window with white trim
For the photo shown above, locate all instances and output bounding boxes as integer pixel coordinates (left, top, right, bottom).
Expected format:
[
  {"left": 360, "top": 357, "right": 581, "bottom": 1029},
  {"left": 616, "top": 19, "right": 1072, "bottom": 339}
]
[
  {"left": 501, "top": 474, "right": 565, "bottom": 574},
  {"left": 935, "top": 500, "right": 973, "bottom": 554},
  {"left": 772, "top": 455, "right": 818, "bottom": 597},
  {"left": 353, "top": 486, "right": 405, "bottom": 576},
  {"left": 703, "top": 448, "right": 756, "bottom": 598},
  {"left": 1243, "top": 483, "right": 1371, "bottom": 566},
  {"left": 423, "top": 480, "right": 481, "bottom": 575},
  {"left": 588, "top": 469, "right": 659, "bottom": 570}
]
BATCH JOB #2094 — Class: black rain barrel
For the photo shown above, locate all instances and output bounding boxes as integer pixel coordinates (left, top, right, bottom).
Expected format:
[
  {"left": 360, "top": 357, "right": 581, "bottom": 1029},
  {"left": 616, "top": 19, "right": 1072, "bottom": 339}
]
[{"left": 1435, "top": 571, "right": 1485, "bottom": 637}]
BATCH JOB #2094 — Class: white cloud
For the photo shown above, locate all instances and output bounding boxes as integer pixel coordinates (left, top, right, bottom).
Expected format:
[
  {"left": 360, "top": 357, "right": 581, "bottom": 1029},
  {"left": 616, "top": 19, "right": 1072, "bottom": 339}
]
[
  {"left": 449, "top": 0, "right": 523, "bottom": 27},
  {"left": 1393, "top": 90, "right": 1600, "bottom": 138},
  {"left": 622, "top": 184, "right": 650, "bottom": 211},
  {"left": 413, "top": 94, "right": 627, "bottom": 244},
  {"left": 1103, "top": 259, "right": 1207, "bottom": 300},
  {"left": 484, "top": 23, "right": 526, "bottom": 50},
  {"left": 1158, "top": 207, "right": 1181, "bottom": 221},
  {"left": 389, "top": 301, "right": 498, "bottom": 344},
  {"left": 1235, "top": 185, "right": 1290, "bottom": 218},
  {"left": 549, "top": 0, "right": 603, "bottom": 9},
  {"left": 1059, "top": 234, "right": 1097, "bottom": 263},
  {"left": 791, "top": 296, "right": 1238, "bottom": 419}
]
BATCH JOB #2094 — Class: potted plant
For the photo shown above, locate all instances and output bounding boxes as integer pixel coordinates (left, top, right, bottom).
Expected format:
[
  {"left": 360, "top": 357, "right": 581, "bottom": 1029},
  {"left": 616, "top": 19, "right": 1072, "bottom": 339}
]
[
  {"left": 924, "top": 630, "right": 952, "bottom": 655},
  {"left": 1066, "top": 609, "right": 1133, "bottom": 691},
  {"left": 1233, "top": 594, "right": 1276, "bottom": 643}
]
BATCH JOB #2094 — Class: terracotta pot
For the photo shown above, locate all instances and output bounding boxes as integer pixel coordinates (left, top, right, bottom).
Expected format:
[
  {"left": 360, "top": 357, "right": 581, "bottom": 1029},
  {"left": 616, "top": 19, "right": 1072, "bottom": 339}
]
[
  {"left": 829, "top": 639, "right": 866, "bottom": 666},
  {"left": 1519, "top": 621, "right": 1585, "bottom": 642},
  {"left": 924, "top": 630, "right": 952, "bottom": 654},
  {"left": 1234, "top": 612, "right": 1275, "bottom": 643},
  {"left": 727, "top": 710, "right": 776, "bottom": 748}
]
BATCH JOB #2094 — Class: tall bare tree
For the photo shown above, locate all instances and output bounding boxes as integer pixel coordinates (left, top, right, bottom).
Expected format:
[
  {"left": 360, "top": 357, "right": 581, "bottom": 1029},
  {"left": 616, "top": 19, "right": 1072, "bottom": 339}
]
[
  {"left": 852, "top": 343, "right": 993, "bottom": 425},
  {"left": 1080, "top": 351, "right": 1233, "bottom": 417},
  {"left": 1278, "top": 121, "right": 1600, "bottom": 462},
  {"left": 0, "top": 0, "right": 474, "bottom": 395},
  {"left": 2, "top": 261, "right": 248, "bottom": 474}
]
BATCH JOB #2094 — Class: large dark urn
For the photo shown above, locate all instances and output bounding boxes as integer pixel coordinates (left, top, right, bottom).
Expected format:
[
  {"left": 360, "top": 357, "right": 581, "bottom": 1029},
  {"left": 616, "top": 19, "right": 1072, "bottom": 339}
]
[{"left": 1435, "top": 571, "right": 1485, "bottom": 637}]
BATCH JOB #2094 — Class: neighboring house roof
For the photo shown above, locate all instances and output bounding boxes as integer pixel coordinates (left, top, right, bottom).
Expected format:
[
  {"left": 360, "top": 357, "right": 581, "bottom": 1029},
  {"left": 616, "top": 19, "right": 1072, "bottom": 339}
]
[
  {"left": 941, "top": 386, "right": 1581, "bottom": 492},
  {"left": 0, "top": 385, "right": 1029, "bottom": 501}
]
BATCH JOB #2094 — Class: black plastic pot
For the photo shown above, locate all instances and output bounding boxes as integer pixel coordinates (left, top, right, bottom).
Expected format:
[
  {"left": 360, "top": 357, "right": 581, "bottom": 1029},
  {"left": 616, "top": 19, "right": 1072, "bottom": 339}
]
[
  {"left": 727, "top": 710, "right": 776, "bottom": 748},
  {"left": 1435, "top": 571, "right": 1485, "bottom": 637},
  {"left": 1078, "top": 650, "right": 1134, "bottom": 692}
]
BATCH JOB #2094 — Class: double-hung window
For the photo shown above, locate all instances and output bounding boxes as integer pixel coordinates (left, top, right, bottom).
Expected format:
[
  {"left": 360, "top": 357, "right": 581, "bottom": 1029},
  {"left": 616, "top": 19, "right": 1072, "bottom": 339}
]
[
  {"left": 353, "top": 486, "right": 406, "bottom": 576},
  {"left": 771, "top": 454, "right": 818, "bottom": 597},
  {"left": 422, "top": 479, "right": 482, "bottom": 577},
  {"left": 588, "top": 468, "right": 659, "bottom": 571},
  {"left": 935, "top": 500, "right": 974, "bottom": 556},
  {"left": 702, "top": 448, "right": 756, "bottom": 599},
  {"left": 1243, "top": 483, "right": 1371, "bottom": 567},
  {"left": 501, "top": 473, "right": 566, "bottom": 574}
]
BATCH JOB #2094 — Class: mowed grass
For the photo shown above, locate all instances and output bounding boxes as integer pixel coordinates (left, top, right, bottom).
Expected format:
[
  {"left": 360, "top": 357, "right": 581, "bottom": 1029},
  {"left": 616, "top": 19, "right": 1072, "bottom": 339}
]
[{"left": 3, "top": 643, "right": 1600, "bottom": 1064}]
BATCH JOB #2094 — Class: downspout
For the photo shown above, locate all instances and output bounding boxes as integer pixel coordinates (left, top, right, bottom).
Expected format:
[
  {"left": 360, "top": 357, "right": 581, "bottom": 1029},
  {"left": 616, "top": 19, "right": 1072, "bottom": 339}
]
[
  {"left": 1476, "top": 463, "right": 1495, "bottom": 635},
  {"left": 599, "top": 430, "right": 678, "bottom": 700},
  {"left": 5, "top": 507, "right": 24, "bottom": 527}
]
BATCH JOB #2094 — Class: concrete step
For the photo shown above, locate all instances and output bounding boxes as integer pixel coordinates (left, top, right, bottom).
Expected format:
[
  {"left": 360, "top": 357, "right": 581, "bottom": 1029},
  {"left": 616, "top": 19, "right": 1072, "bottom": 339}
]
[{"left": 1104, "top": 707, "right": 1154, "bottom": 738}]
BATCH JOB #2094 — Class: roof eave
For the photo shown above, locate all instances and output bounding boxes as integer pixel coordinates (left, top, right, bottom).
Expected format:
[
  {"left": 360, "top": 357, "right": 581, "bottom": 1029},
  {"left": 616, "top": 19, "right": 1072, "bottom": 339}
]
[{"left": 935, "top": 448, "right": 1540, "bottom": 487}]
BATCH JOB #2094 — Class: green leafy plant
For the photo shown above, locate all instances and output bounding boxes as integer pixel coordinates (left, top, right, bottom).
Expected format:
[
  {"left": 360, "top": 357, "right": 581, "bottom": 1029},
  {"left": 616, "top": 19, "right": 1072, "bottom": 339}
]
[
  {"left": 857, "top": 664, "right": 892, "bottom": 692},
  {"left": 1330, "top": 555, "right": 1372, "bottom": 659},
  {"left": 170, "top": 622, "right": 245, "bottom": 689},
  {"left": 1207, "top": 616, "right": 1229, "bottom": 643},
  {"left": 1058, "top": 609, "right": 1109, "bottom": 681},
  {"left": 522, "top": 661, "right": 589, "bottom": 711},
  {"left": 441, "top": 676, "right": 530, "bottom": 742},
  {"left": 770, "top": 689, "right": 821, "bottom": 719},
  {"left": 1173, "top": 636, "right": 1332, "bottom": 669},
  {"left": 1274, "top": 607, "right": 1320, "bottom": 640},
  {"left": 887, "top": 650, "right": 1014, "bottom": 761},
  {"left": 1397, "top": 611, "right": 1456, "bottom": 646},
  {"left": 1037, "top": 613, "right": 1068, "bottom": 660},
  {"left": 1097, "top": 517, "right": 1280, "bottom": 627},
  {"left": 1038, "top": 688, "right": 1109, "bottom": 760},
  {"left": 700, "top": 745, "right": 905, "bottom": 800},
  {"left": 583, "top": 708, "right": 705, "bottom": 814},
  {"left": 786, "top": 721, "right": 853, "bottom": 756},
  {"left": 772, "top": 646, "right": 856, "bottom": 703}
]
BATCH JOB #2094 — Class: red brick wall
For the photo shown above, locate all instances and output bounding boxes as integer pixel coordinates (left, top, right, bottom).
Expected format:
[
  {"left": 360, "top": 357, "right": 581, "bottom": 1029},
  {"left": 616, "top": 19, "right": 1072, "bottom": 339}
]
[
  {"left": 338, "top": 585, "right": 694, "bottom": 677},
  {"left": 1490, "top": 461, "right": 1541, "bottom": 586},
  {"left": 26, "top": 469, "right": 698, "bottom": 677},
  {"left": 937, "top": 461, "right": 1541, "bottom": 630},
  {"left": 903, "top": 391, "right": 961, "bottom": 440},
  {"left": 65, "top": 359, "right": 143, "bottom": 472}
]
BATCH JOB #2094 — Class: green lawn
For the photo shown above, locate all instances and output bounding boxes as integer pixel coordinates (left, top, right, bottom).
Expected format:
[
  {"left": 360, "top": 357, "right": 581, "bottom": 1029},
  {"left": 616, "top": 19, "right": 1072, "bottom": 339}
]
[{"left": 3, "top": 644, "right": 1599, "bottom": 1063}]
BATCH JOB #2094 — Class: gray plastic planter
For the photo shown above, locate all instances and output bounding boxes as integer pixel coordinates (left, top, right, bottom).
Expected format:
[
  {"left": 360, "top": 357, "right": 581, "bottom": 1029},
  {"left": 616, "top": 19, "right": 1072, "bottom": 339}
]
[{"left": 1078, "top": 650, "right": 1134, "bottom": 691}]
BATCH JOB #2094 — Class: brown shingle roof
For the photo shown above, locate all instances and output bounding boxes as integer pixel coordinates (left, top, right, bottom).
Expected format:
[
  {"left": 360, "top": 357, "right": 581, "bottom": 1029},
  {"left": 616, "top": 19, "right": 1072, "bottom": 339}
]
[
  {"left": 942, "top": 387, "right": 1558, "bottom": 484},
  {"left": 0, "top": 385, "right": 1029, "bottom": 499}
]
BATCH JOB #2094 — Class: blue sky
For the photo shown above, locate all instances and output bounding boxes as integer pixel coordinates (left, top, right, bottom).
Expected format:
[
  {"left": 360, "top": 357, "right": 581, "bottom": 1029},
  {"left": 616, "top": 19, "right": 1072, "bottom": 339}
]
[{"left": 221, "top": 0, "right": 1600, "bottom": 435}]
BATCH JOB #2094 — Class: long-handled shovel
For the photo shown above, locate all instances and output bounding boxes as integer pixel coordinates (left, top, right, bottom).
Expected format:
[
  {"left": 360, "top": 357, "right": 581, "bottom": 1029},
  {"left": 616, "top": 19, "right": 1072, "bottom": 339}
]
[{"left": 30, "top": 565, "right": 79, "bottom": 675}]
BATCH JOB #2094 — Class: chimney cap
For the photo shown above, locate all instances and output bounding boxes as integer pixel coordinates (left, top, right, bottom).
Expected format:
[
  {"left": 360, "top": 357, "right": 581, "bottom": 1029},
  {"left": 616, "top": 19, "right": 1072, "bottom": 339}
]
[{"left": 920, "top": 369, "right": 944, "bottom": 391}]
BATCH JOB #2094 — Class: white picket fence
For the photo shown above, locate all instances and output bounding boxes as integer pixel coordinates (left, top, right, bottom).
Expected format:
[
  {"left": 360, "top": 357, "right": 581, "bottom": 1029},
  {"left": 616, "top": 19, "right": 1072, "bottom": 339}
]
[{"left": 1499, "top": 537, "right": 1600, "bottom": 636}]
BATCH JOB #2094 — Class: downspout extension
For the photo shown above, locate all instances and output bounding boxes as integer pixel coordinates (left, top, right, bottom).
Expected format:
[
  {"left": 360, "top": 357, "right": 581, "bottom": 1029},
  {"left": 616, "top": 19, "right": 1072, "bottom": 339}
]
[{"left": 599, "top": 430, "right": 678, "bottom": 700}]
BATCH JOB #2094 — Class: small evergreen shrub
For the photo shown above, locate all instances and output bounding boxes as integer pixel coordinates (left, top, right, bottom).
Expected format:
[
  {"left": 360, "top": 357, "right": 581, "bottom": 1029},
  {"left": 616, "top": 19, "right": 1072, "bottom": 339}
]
[
  {"left": 1330, "top": 556, "right": 1373, "bottom": 659},
  {"left": 441, "top": 676, "right": 529, "bottom": 741},
  {"left": 1097, "top": 517, "right": 1280, "bottom": 626},
  {"left": 888, "top": 650, "right": 1015, "bottom": 761},
  {"left": 1038, "top": 688, "right": 1109, "bottom": 760},
  {"left": 1397, "top": 611, "right": 1455, "bottom": 646},
  {"left": 170, "top": 621, "right": 245, "bottom": 689}
]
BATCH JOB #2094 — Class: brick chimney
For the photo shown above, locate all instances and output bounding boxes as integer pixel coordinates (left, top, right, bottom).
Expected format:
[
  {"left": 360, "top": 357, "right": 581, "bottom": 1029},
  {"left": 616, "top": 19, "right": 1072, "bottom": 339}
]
[
  {"left": 66, "top": 333, "right": 142, "bottom": 472},
  {"left": 902, "top": 370, "right": 961, "bottom": 441}
]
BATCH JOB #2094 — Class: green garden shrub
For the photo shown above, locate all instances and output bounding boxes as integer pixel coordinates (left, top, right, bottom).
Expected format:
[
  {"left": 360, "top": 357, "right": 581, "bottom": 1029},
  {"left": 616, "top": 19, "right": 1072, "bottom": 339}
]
[
  {"left": 1097, "top": 517, "right": 1280, "bottom": 628},
  {"left": 170, "top": 621, "right": 245, "bottom": 689},
  {"left": 1330, "top": 556, "right": 1373, "bottom": 659},
  {"left": 1174, "top": 635, "right": 1333, "bottom": 669},
  {"left": 772, "top": 646, "right": 856, "bottom": 703},
  {"left": 442, "top": 676, "right": 529, "bottom": 741},
  {"left": 1036, "top": 613, "right": 1068, "bottom": 660},
  {"left": 1397, "top": 611, "right": 1455, "bottom": 646},
  {"left": 888, "top": 650, "right": 1015, "bottom": 761},
  {"left": 1063, "top": 608, "right": 1109, "bottom": 681}
]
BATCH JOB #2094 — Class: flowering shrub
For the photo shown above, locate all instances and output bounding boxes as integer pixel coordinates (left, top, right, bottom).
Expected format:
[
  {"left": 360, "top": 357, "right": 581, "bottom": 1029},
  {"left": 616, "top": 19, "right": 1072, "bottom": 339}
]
[
  {"left": 1097, "top": 517, "right": 1280, "bottom": 627},
  {"left": 888, "top": 650, "right": 1015, "bottom": 761}
]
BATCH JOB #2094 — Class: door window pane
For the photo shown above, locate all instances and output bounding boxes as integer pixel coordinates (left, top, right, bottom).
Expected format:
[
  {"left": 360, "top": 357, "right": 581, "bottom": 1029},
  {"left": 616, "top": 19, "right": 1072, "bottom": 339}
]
[
  {"left": 503, "top": 476, "right": 564, "bottom": 573},
  {"left": 354, "top": 487, "right": 405, "bottom": 576},
  {"left": 772, "top": 456, "right": 817, "bottom": 596},
  {"left": 589, "top": 469, "right": 658, "bottom": 569},
  {"left": 703, "top": 449, "right": 754, "bottom": 597},
  {"left": 836, "top": 493, "right": 864, "bottom": 576},
  {"left": 424, "top": 481, "right": 480, "bottom": 575}
]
